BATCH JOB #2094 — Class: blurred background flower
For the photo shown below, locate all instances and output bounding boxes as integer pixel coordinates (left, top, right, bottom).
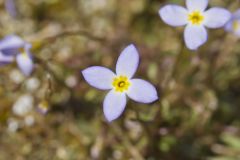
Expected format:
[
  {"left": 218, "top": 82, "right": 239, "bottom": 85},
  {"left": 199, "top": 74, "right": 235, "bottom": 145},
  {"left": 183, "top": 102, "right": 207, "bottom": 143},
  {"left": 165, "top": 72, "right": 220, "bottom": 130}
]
[
  {"left": 5, "top": 0, "right": 17, "bottom": 18},
  {"left": 0, "top": 35, "right": 34, "bottom": 76},
  {"left": 225, "top": 9, "right": 240, "bottom": 37}
]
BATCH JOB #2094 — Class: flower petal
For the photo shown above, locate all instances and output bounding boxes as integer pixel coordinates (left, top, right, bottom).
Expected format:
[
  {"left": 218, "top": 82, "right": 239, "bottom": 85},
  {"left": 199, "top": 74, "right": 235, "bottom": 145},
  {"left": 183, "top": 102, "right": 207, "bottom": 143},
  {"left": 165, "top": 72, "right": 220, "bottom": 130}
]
[
  {"left": 159, "top": 5, "right": 188, "bottom": 27},
  {"left": 186, "top": 0, "right": 208, "bottom": 12},
  {"left": 127, "top": 79, "right": 158, "bottom": 103},
  {"left": 0, "top": 35, "right": 25, "bottom": 55},
  {"left": 224, "top": 20, "right": 233, "bottom": 32},
  {"left": 0, "top": 51, "right": 14, "bottom": 66},
  {"left": 16, "top": 53, "right": 34, "bottom": 76},
  {"left": 203, "top": 8, "right": 231, "bottom": 28},
  {"left": 116, "top": 44, "right": 139, "bottom": 78},
  {"left": 82, "top": 66, "right": 116, "bottom": 90},
  {"left": 231, "top": 9, "right": 240, "bottom": 19},
  {"left": 225, "top": 10, "right": 240, "bottom": 36},
  {"left": 5, "top": 0, "right": 17, "bottom": 18},
  {"left": 184, "top": 25, "right": 208, "bottom": 50},
  {"left": 103, "top": 90, "right": 127, "bottom": 122}
]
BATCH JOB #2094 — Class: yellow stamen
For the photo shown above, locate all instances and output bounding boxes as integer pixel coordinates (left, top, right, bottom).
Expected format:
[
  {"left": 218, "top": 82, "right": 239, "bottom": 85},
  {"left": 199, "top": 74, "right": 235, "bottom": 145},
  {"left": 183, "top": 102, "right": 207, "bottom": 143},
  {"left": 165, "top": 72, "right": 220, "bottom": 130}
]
[
  {"left": 188, "top": 11, "right": 204, "bottom": 25},
  {"left": 112, "top": 76, "right": 130, "bottom": 93},
  {"left": 233, "top": 20, "right": 239, "bottom": 31},
  {"left": 19, "top": 47, "right": 28, "bottom": 58}
]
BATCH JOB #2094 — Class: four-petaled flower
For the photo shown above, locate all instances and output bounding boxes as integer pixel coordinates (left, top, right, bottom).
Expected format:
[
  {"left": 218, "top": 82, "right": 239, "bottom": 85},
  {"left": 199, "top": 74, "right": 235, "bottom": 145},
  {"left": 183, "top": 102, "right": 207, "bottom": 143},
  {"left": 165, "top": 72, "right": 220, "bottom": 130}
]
[
  {"left": 159, "top": 0, "right": 231, "bottom": 50},
  {"left": 0, "top": 35, "right": 34, "bottom": 76},
  {"left": 225, "top": 9, "right": 240, "bottom": 37},
  {"left": 82, "top": 44, "right": 158, "bottom": 122}
]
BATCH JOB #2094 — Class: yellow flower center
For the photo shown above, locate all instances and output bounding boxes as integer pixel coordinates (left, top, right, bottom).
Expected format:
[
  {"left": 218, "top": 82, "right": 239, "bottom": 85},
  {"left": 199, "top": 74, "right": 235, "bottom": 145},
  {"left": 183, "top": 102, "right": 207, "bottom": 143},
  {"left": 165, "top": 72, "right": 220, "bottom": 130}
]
[
  {"left": 233, "top": 20, "right": 239, "bottom": 31},
  {"left": 188, "top": 11, "right": 204, "bottom": 25},
  {"left": 19, "top": 47, "right": 28, "bottom": 58},
  {"left": 112, "top": 76, "right": 130, "bottom": 93}
]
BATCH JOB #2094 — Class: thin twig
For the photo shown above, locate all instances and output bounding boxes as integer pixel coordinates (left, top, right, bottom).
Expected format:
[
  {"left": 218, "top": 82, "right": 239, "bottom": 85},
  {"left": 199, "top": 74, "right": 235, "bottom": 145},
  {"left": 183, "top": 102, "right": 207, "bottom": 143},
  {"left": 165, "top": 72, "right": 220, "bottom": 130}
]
[
  {"left": 153, "top": 39, "right": 185, "bottom": 123},
  {"left": 43, "top": 29, "right": 106, "bottom": 43},
  {"left": 34, "top": 56, "right": 72, "bottom": 93},
  {"left": 30, "top": 29, "right": 106, "bottom": 50}
]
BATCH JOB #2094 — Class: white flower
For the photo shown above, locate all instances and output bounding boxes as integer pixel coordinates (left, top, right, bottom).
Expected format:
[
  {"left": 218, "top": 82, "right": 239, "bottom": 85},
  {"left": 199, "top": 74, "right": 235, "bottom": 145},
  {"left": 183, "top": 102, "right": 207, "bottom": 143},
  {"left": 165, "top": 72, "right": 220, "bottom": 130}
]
[
  {"left": 7, "top": 118, "right": 19, "bottom": 132},
  {"left": 26, "top": 77, "right": 40, "bottom": 91},
  {"left": 24, "top": 115, "right": 35, "bottom": 126},
  {"left": 12, "top": 94, "right": 33, "bottom": 117},
  {"left": 82, "top": 44, "right": 158, "bottom": 122},
  {"left": 225, "top": 9, "right": 240, "bottom": 37},
  {"left": 159, "top": 0, "right": 231, "bottom": 50},
  {"left": 9, "top": 69, "right": 24, "bottom": 84},
  {"left": 65, "top": 75, "right": 78, "bottom": 88}
]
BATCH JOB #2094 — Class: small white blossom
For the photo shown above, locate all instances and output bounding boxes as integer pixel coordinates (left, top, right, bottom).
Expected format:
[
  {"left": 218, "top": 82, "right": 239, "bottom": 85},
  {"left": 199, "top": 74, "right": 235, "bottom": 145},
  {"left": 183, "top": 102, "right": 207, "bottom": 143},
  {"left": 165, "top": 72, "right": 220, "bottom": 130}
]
[
  {"left": 26, "top": 77, "right": 40, "bottom": 91},
  {"left": 9, "top": 69, "right": 24, "bottom": 84},
  {"left": 12, "top": 94, "right": 33, "bottom": 117},
  {"left": 7, "top": 118, "right": 19, "bottom": 132},
  {"left": 65, "top": 75, "right": 77, "bottom": 88},
  {"left": 24, "top": 115, "right": 35, "bottom": 126}
]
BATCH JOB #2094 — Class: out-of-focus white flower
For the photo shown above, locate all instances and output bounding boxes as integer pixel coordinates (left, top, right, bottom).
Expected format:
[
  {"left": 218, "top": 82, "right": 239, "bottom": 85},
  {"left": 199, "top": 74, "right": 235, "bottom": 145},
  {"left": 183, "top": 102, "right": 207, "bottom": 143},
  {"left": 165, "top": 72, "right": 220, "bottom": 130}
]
[
  {"left": 125, "top": 120, "right": 142, "bottom": 139},
  {"left": 113, "top": 150, "right": 123, "bottom": 160},
  {"left": 82, "top": 0, "right": 107, "bottom": 14},
  {"left": 56, "top": 47, "right": 71, "bottom": 62},
  {"left": 12, "top": 94, "right": 33, "bottom": 117},
  {"left": 7, "top": 118, "right": 19, "bottom": 132},
  {"left": 26, "top": 77, "right": 40, "bottom": 91},
  {"left": 56, "top": 148, "right": 68, "bottom": 159},
  {"left": 65, "top": 75, "right": 77, "bottom": 88},
  {"left": 24, "top": 115, "right": 35, "bottom": 126},
  {"left": 9, "top": 69, "right": 24, "bottom": 84}
]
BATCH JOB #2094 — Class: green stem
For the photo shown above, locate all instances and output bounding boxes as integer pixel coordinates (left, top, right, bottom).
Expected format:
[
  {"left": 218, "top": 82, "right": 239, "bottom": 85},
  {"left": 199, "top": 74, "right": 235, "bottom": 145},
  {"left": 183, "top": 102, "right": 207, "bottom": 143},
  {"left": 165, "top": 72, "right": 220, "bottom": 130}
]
[{"left": 154, "top": 38, "right": 185, "bottom": 123}]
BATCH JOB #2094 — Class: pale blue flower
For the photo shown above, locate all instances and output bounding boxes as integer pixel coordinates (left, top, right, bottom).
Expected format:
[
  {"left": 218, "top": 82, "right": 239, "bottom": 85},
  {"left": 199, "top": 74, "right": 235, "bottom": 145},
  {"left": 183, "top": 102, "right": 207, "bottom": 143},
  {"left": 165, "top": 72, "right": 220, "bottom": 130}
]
[
  {"left": 225, "top": 9, "right": 240, "bottom": 37},
  {"left": 5, "top": 0, "right": 17, "bottom": 18},
  {"left": 159, "top": 0, "right": 231, "bottom": 50},
  {"left": 82, "top": 44, "right": 158, "bottom": 122},
  {"left": 0, "top": 35, "right": 34, "bottom": 76}
]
